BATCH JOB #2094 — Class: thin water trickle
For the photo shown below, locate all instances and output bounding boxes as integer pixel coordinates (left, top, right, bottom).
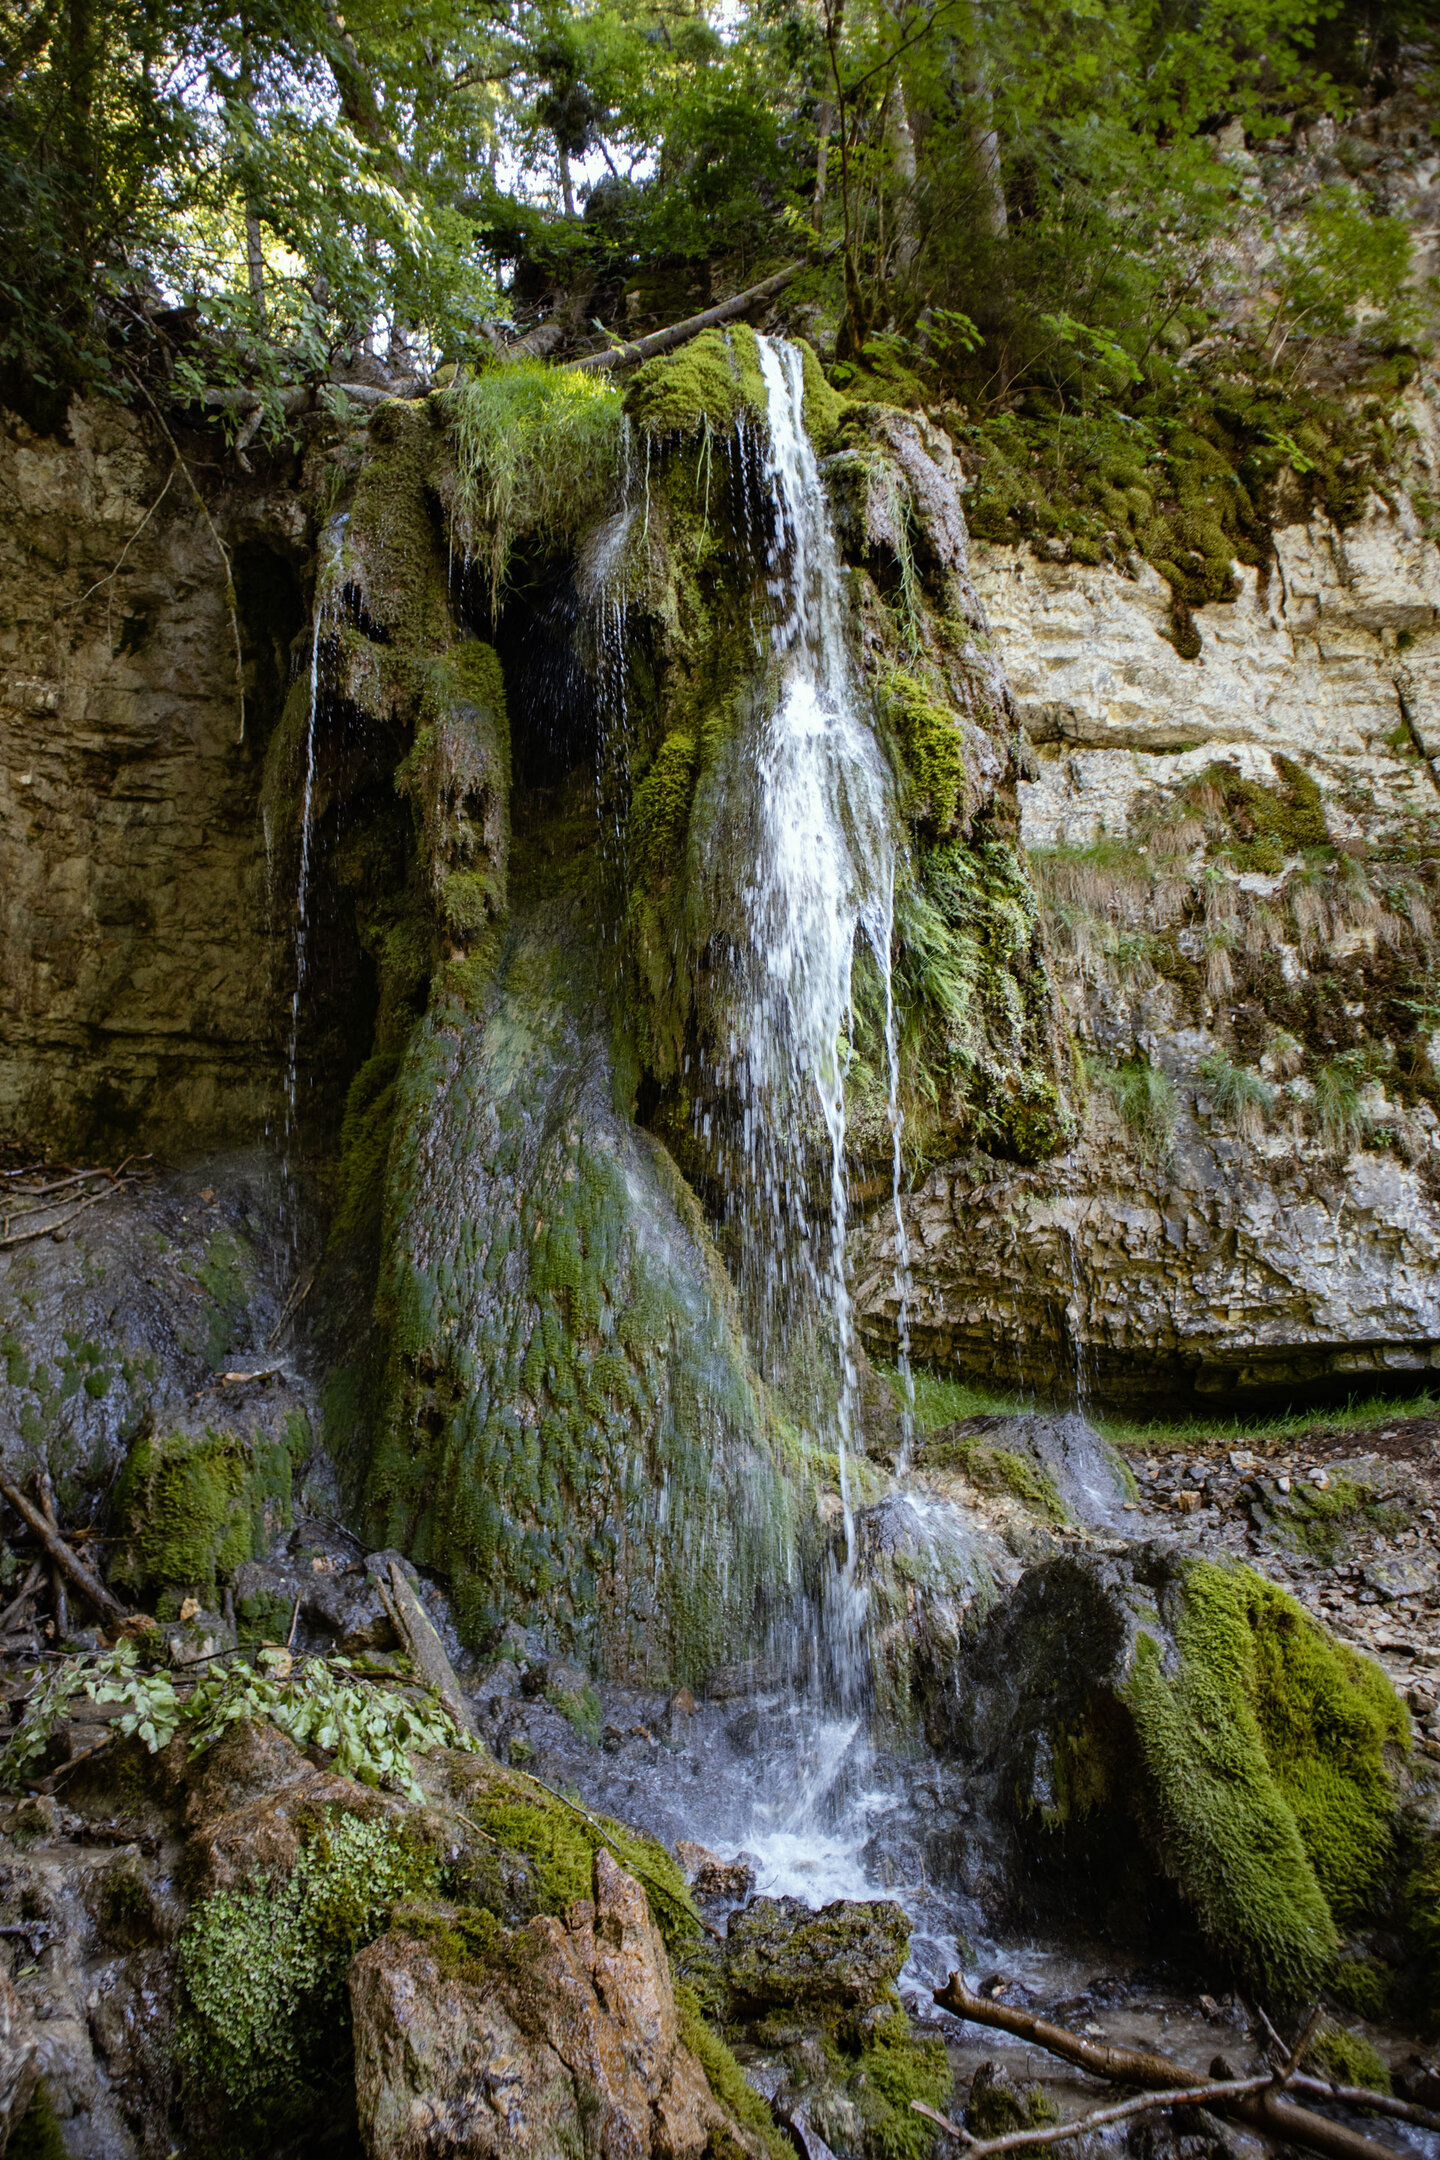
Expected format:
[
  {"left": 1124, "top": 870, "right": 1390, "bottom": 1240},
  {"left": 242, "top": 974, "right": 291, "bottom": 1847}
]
[{"left": 282, "top": 514, "right": 347, "bottom": 1237}]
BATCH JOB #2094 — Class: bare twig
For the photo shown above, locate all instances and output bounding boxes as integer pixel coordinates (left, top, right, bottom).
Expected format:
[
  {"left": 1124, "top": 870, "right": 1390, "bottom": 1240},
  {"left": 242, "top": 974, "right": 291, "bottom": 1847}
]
[
  {"left": 933, "top": 1975, "right": 1406, "bottom": 2160},
  {"left": 0, "top": 1476, "right": 128, "bottom": 1624},
  {"left": 914, "top": 2075, "right": 1277, "bottom": 2154},
  {"left": 0, "top": 1563, "right": 44, "bottom": 1631}
]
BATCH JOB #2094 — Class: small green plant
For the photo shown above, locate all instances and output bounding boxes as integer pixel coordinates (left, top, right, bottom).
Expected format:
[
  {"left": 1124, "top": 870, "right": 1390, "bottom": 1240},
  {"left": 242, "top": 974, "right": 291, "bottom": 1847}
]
[
  {"left": 1313, "top": 1057, "right": 1365, "bottom": 1153},
  {"left": 1090, "top": 1054, "right": 1177, "bottom": 1158},
  {"left": 447, "top": 362, "right": 624, "bottom": 601},
  {"left": 0, "top": 1647, "right": 478, "bottom": 1804},
  {"left": 1198, "top": 1051, "right": 1275, "bottom": 1141},
  {"left": 0, "top": 1641, "right": 180, "bottom": 1785},
  {"left": 176, "top": 1809, "right": 437, "bottom": 2126}
]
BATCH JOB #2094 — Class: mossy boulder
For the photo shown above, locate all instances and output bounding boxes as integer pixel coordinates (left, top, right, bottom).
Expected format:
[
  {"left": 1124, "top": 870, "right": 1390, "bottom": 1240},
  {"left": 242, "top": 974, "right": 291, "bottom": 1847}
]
[
  {"left": 352, "top": 1849, "right": 773, "bottom": 2159},
  {"left": 936, "top": 1545, "right": 1412, "bottom": 2006},
  {"left": 722, "top": 1896, "right": 910, "bottom": 2014},
  {"left": 625, "top": 322, "right": 768, "bottom": 439},
  {"left": 110, "top": 1418, "right": 307, "bottom": 1603}
]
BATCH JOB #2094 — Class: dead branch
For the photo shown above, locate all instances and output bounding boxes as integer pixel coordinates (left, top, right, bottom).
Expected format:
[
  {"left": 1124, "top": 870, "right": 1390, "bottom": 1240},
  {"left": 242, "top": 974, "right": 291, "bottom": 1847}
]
[
  {"left": 0, "top": 1477, "right": 128, "bottom": 1624},
  {"left": 933, "top": 1975, "right": 1407, "bottom": 2160},
  {"left": 914, "top": 2074, "right": 1277, "bottom": 2154},
  {"left": 0, "top": 1563, "right": 44, "bottom": 1631},
  {"left": 566, "top": 260, "right": 807, "bottom": 375}
]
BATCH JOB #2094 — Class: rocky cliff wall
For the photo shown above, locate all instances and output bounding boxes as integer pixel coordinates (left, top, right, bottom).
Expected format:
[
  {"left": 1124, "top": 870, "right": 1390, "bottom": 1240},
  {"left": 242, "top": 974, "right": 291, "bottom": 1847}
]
[
  {"left": 0, "top": 403, "right": 312, "bottom": 1155},
  {"left": 853, "top": 453, "right": 1440, "bottom": 1407}
]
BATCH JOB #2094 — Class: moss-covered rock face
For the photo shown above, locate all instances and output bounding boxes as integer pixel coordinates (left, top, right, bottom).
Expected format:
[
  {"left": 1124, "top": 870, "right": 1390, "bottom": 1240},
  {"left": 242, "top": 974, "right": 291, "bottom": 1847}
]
[
  {"left": 308, "top": 331, "right": 1072, "bottom": 1679},
  {"left": 111, "top": 1416, "right": 308, "bottom": 1604},
  {"left": 360, "top": 854, "right": 798, "bottom": 1681},
  {"left": 936, "top": 1545, "right": 1414, "bottom": 2006},
  {"left": 616, "top": 356, "right": 1073, "bottom": 1201},
  {"left": 625, "top": 322, "right": 768, "bottom": 440}
]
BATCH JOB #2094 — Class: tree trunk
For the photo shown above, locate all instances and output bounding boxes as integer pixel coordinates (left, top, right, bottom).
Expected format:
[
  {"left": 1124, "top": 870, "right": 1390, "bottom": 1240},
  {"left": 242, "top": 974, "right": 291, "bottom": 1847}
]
[{"left": 565, "top": 260, "right": 806, "bottom": 373}]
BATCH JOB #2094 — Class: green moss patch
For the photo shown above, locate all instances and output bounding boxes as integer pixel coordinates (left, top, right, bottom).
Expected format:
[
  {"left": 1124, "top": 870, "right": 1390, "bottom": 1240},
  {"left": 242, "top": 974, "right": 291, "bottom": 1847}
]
[
  {"left": 111, "top": 1420, "right": 306, "bottom": 1602},
  {"left": 176, "top": 1808, "right": 438, "bottom": 2141},
  {"left": 920, "top": 1435, "right": 1066, "bottom": 1521},
  {"left": 625, "top": 323, "right": 767, "bottom": 440},
  {"left": 1127, "top": 1559, "right": 1408, "bottom": 2003}
]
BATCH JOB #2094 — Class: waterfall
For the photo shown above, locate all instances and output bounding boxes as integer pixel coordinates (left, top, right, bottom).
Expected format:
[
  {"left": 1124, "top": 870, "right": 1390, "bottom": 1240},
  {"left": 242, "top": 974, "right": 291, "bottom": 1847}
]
[
  {"left": 713, "top": 338, "right": 901, "bottom": 1571},
  {"left": 677, "top": 336, "right": 926, "bottom": 1881},
  {"left": 282, "top": 512, "right": 346, "bottom": 1231}
]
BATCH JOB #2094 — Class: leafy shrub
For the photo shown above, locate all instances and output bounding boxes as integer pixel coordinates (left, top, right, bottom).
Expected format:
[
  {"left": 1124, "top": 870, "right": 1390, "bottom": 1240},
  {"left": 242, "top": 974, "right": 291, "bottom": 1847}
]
[{"left": 0, "top": 1646, "right": 478, "bottom": 1803}]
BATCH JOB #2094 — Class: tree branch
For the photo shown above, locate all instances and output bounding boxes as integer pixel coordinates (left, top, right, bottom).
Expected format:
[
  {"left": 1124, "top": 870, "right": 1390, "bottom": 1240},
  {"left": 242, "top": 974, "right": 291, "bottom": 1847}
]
[
  {"left": 915, "top": 2074, "right": 1278, "bottom": 2154},
  {"left": 565, "top": 260, "right": 807, "bottom": 373},
  {"left": 0, "top": 1475, "right": 128, "bottom": 1624},
  {"left": 932, "top": 1976, "right": 1408, "bottom": 2160}
]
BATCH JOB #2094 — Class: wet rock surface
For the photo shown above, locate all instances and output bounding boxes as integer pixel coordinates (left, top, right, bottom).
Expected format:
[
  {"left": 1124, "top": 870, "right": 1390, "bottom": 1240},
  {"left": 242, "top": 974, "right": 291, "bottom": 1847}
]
[{"left": 352, "top": 1848, "right": 752, "bottom": 2159}]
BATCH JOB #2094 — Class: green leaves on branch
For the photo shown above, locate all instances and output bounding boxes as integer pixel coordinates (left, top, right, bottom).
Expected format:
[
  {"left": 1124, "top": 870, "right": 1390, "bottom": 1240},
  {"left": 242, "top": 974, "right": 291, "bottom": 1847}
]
[{"left": 0, "top": 1643, "right": 479, "bottom": 1802}]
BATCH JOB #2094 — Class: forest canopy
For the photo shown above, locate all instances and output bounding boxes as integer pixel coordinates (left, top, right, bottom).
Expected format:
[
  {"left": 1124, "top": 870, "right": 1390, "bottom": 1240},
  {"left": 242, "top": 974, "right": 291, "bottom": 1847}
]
[{"left": 0, "top": 0, "right": 1433, "bottom": 433}]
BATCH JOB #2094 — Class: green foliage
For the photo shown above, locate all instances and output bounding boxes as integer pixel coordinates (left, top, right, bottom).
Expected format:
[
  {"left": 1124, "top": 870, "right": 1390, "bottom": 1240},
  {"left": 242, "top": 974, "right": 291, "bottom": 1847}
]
[
  {"left": 0, "top": 1645, "right": 478, "bottom": 1804},
  {"left": 176, "top": 1808, "right": 437, "bottom": 2131},
  {"left": 110, "top": 1418, "right": 304, "bottom": 1601},
  {"left": 184, "top": 1652, "right": 480, "bottom": 1802},
  {"left": 1127, "top": 1559, "right": 1408, "bottom": 2003},
  {"left": 1270, "top": 187, "right": 1419, "bottom": 353},
  {"left": 0, "top": 1640, "right": 180, "bottom": 1787},
  {"left": 447, "top": 362, "right": 624, "bottom": 599},
  {"left": 1090, "top": 1055, "right": 1177, "bottom": 1158}
]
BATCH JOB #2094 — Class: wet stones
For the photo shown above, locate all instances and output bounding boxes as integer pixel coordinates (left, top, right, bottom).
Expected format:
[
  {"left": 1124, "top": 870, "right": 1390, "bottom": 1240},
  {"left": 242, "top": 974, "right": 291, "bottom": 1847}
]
[{"left": 722, "top": 1898, "right": 910, "bottom": 2015}]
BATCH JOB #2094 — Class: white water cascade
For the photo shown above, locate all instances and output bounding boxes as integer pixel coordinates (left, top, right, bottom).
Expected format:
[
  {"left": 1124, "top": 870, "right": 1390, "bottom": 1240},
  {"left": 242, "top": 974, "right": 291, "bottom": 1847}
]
[
  {"left": 682, "top": 336, "right": 928, "bottom": 1888},
  {"left": 281, "top": 512, "right": 347, "bottom": 1233},
  {"left": 712, "top": 338, "right": 902, "bottom": 1564}
]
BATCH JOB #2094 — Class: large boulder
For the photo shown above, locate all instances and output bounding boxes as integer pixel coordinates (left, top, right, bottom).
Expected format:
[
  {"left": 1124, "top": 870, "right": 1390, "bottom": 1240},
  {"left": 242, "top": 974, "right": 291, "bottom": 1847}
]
[
  {"left": 933, "top": 1544, "right": 1414, "bottom": 2006},
  {"left": 350, "top": 1848, "right": 762, "bottom": 2158}
]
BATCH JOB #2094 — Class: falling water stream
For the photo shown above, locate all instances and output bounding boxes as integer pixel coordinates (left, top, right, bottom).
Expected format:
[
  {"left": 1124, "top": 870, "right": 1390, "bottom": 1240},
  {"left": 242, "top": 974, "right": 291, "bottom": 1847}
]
[{"left": 281, "top": 513, "right": 347, "bottom": 1237}]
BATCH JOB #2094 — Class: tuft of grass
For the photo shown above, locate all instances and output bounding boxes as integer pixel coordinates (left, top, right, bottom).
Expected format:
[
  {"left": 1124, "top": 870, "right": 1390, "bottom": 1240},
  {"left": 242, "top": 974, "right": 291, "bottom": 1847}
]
[
  {"left": 894, "top": 1368, "right": 1035, "bottom": 1431},
  {"left": 1313, "top": 1056, "right": 1365, "bottom": 1153},
  {"left": 1088, "top": 1054, "right": 1177, "bottom": 1158},
  {"left": 447, "top": 362, "right": 623, "bottom": 600},
  {"left": 1198, "top": 1051, "right": 1275, "bottom": 1141},
  {"left": 1095, "top": 1385, "right": 1440, "bottom": 1452}
]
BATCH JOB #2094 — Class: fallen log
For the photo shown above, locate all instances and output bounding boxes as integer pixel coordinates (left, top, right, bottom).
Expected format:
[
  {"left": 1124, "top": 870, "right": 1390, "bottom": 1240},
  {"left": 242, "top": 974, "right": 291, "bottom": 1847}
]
[
  {"left": 932, "top": 1974, "right": 1406, "bottom": 2160},
  {"left": 565, "top": 260, "right": 807, "bottom": 375},
  {"left": 0, "top": 1477, "right": 128, "bottom": 1625}
]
